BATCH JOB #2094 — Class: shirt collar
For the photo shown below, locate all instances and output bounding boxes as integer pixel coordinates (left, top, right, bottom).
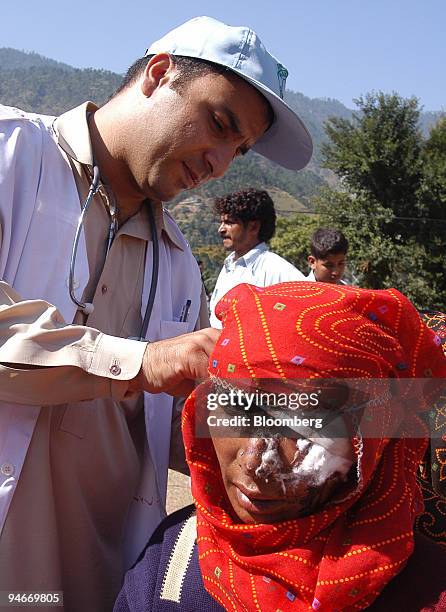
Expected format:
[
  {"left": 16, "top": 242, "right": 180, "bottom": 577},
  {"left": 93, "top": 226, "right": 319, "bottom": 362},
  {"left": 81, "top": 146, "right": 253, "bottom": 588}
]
[
  {"left": 53, "top": 102, "right": 183, "bottom": 251},
  {"left": 224, "top": 242, "right": 268, "bottom": 271},
  {"left": 53, "top": 101, "right": 97, "bottom": 166}
]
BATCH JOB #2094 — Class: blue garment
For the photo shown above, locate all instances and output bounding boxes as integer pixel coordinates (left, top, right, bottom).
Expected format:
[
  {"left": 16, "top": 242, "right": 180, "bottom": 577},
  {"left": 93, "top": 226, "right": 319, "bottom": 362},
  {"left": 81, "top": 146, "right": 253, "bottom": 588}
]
[
  {"left": 114, "top": 506, "right": 223, "bottom": 612},
  {"left": 115, "top": 504, "right": 446, "bottom": 611}
]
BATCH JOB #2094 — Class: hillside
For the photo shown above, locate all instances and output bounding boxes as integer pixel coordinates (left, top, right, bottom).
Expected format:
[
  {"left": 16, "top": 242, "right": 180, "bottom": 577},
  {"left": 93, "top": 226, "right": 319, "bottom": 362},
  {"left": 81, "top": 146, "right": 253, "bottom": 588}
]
[
  {"left": 0, "top": 48, "right": 75, "bottom": 71},
  {"left": 0, "top": 50, "right": 121, "bottom": 116}
]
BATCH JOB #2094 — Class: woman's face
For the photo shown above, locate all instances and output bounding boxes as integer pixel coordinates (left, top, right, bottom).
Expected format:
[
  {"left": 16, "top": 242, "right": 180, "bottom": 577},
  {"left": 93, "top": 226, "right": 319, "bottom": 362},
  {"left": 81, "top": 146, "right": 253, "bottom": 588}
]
[{"left": 211, "top": 435, "right": 354, "bottom": 524}]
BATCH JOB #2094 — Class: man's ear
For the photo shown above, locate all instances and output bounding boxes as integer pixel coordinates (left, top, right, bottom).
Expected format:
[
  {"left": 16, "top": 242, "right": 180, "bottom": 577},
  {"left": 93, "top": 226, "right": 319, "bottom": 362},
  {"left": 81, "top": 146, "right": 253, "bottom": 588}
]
[
  {"left": 141, "top": 53, "right": 176, "bottom": 97},
  {"left": 248, "top": 219, "right": 261, "bottom": 238},
  {"left": 308, "top": 255, "right": 316, "bottom": 269}
]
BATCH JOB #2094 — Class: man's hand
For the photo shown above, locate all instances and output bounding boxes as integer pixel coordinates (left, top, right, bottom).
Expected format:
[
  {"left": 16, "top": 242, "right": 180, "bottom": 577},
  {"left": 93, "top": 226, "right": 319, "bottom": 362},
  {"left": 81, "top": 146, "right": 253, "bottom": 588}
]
[{"left": 129, "top": 327, "right": 220, "bottom": 397}]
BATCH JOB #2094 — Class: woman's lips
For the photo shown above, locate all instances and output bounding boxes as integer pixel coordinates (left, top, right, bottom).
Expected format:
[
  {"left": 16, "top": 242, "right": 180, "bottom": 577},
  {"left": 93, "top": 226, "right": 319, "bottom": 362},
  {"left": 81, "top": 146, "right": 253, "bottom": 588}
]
[{"left": 234, "top": 485, "right": 288, "bottom": 515}]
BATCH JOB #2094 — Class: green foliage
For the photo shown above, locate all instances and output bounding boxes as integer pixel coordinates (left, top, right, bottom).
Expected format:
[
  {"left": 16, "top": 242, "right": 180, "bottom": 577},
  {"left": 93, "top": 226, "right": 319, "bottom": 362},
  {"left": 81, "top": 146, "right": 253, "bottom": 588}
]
[
  {"left": 172, "top": 201, "right": 224, "bottom": 292},
  {"left": 284, "top": 91, "right": 353, "bottom": 165},
  {"left": 322, "top": 93, "right": 422, "bottom": 229},
  {"left": 270, "top": 213, "right": 320, "bottom": 274},
  {"left": 0, "top": 66, "right": 121, "bottom": 116},
  {"left": 315, "top": 189, "right": 403, "bottom": 285},
  {"left": 173, "top": 202, "right": 221, "bottom": 249},
  {"left": 193, "top": 245, "right": 226, "bottom": 295},
  {"left": 419, "top": 117, "right": 446, "bottom": 217},
  {"left": 317, "top": 93, "right": 446, "bottom": 309}
]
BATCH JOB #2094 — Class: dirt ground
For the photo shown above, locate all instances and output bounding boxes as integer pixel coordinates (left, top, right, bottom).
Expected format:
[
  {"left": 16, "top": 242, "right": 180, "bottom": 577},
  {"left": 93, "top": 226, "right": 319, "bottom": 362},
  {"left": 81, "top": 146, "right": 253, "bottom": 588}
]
[{"left": 166, "top": 468, "right": 193, "bottom": 514}]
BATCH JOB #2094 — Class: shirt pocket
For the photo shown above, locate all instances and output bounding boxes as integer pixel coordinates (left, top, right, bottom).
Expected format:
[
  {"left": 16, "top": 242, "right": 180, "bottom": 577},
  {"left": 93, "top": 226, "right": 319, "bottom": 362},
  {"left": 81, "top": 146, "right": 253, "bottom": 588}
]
[
  {"left": 58, "top": 401, "right": 91, "bottom": 439},
  {"left": 159, "top": 320, "right": 190, "bottom": 340}
]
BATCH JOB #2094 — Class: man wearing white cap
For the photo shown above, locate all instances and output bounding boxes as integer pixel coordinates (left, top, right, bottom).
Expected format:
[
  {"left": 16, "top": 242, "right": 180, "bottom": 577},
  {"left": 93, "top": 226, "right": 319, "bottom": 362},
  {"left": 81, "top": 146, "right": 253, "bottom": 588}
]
[{"left": 0, "top": 16, "right": 312, "bottom": 610}]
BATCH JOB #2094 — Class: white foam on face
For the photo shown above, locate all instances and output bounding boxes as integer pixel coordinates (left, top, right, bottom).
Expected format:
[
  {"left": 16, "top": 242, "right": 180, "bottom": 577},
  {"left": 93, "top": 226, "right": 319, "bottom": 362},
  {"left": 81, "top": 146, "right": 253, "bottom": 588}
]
[
  {"left": 296, "top": 438, "right": 311, "bottom": 453},
  {"left": 293, "top": 442, "right": 352, "bottom": 487},
  {"left": 254, "top": 438, "right": 287, "bottom": 493},
  {"left": 254, "top": 439, "right": 283, "bottom": 478},
  {"left": 254, "top": 437, "right": 352, "bottom": 492}
]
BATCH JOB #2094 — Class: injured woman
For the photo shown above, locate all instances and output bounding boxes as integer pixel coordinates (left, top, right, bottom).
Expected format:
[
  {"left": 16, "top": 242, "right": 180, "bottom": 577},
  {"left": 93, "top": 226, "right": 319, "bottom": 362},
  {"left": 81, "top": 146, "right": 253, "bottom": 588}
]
[{"left": 114, "top": 281, "right": 446, "bottom": 612}]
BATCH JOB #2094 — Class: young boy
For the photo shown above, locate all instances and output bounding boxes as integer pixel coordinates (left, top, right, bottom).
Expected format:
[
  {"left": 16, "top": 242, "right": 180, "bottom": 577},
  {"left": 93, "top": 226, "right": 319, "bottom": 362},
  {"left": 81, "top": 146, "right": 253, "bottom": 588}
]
[{"left": 307, "top": 228, "right": 348, "bottom": 284}]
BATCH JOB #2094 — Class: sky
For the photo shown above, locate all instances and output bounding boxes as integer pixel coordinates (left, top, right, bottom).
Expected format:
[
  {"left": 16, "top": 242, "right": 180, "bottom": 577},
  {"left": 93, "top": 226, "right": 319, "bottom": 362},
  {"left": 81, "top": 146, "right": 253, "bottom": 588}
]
[{"left": 1, "top": 0, "right": 444, "bottom": 111}]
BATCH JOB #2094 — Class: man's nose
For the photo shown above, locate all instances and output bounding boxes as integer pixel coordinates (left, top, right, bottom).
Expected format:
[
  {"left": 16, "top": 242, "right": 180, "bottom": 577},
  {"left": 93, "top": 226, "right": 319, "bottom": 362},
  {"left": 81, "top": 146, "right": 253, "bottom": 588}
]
[
  {"left": 218, "top": 222, "right": 225, "bottom": 234},
  {"left": 205, "top": 145, "right": 235, "bottom": 179}
]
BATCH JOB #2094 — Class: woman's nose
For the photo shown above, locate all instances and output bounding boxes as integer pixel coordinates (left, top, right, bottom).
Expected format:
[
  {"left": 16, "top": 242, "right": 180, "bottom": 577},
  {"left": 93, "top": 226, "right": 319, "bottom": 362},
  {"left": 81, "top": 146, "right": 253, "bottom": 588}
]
[
  {"left": 238, "top": 438, "right": 268, "bottom": 474},
  {"left": 238, "top": 438, "right": 287, "bottom": 481}
]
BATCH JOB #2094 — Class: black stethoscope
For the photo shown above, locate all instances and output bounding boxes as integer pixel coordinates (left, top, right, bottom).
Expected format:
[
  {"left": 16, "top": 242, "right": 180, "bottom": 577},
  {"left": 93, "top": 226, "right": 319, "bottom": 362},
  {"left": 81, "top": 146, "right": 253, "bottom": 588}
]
[{"left": 69, "top": 165, "right": 159, "bottom": 341}]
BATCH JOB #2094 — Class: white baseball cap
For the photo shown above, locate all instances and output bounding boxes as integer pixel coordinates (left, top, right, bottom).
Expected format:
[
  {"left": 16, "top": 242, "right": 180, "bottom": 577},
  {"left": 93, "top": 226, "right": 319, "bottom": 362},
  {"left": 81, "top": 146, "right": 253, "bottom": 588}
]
[{"left": 146, "top": 16, "right": 313, "bottom": 171}]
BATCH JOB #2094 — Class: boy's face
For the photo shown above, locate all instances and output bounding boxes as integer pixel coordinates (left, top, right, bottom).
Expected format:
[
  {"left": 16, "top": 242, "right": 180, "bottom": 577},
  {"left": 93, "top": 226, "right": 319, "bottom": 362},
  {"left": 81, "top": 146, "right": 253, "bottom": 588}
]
[{"left": 308, "top": 253, "right": 347, "bottom": 284}]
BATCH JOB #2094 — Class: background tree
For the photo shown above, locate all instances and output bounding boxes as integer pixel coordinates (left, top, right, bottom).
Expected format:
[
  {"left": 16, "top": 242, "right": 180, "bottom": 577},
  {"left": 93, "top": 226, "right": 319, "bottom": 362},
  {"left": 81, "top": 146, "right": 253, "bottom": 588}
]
[
  {"left": 313, "top": 92, "right": 446, "bottom": 309},
  {"left": 270, "top": 213, "right": 320, "bottom": 275},
  {"left": 421, "top": 117, "right": 446, "bottom": 214},
  {"left": 417, "top": 117, "right": 446, "bottom": 298},
  {"left": 322, "top": 92, "right": 423, "bottom": 234},
  {"left": 193, "top": 245, "right": 226, "bottom": 296}
]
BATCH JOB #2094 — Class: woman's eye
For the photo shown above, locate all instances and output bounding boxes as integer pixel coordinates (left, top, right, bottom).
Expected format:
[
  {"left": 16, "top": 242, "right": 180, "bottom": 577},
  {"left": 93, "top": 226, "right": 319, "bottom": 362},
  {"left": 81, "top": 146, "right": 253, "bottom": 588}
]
[
  {"left": 221, "top": 403, "right": 242, "bottom": 416},
  {"left": 221, "top": 398, "right": 258, "bottom": 415},
  {"left": 238, "top": 396, "right": 252, "bottom": 411}
]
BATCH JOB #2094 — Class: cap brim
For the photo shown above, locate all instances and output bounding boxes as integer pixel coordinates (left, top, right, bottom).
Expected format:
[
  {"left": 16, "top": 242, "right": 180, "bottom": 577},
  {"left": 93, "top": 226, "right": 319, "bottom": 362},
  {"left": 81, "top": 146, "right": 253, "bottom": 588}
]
[{"left": 230, "top": 68, "right": 313, "bottom": 171}]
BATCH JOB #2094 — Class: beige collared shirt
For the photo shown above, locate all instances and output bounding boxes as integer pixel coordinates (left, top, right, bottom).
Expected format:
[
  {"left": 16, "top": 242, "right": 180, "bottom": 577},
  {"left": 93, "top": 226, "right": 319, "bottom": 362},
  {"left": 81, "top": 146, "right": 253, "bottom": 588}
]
[{"left": 0, "top": 102, "right": 207, "bottom": 611}]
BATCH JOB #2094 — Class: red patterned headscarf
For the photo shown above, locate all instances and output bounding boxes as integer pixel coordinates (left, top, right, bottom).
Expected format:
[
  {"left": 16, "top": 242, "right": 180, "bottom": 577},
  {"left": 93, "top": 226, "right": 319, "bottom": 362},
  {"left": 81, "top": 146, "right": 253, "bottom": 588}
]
[{"left": 183, "top": 282, "right": 446, "bottom": 611}]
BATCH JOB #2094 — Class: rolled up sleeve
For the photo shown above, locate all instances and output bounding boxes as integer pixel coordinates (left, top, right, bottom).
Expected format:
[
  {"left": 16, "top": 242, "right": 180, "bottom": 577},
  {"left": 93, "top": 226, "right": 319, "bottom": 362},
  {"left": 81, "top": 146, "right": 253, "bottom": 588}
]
[{"left": 0, "top": 281, "right": 147, "bottom": 405}]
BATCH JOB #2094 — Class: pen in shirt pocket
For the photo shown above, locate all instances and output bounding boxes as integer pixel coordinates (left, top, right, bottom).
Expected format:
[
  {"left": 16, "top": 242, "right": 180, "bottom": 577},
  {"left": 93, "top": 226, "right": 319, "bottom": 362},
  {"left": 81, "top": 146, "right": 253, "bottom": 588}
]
[{"left": 179, "top": 299, "right": 192, "bottom": 322}]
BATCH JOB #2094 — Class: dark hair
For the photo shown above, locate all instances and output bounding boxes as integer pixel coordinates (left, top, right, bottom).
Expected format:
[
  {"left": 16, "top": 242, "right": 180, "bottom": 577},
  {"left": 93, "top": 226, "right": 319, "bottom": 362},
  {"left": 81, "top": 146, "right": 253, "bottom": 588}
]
[
  {"left": 112, "top": 54, "right": 271, "bottom": 104},
  {"left": 310, "top": 228, "right": 349, "bottom": 259},
  {"left": 214, "top": 189, "right": 277, "bottom": 243},
  {"left": 112, "top": 54, "right": 226, "bottom": 98},
  {"left": 111, "top": 55, "right": 274, "bottom": 127}
]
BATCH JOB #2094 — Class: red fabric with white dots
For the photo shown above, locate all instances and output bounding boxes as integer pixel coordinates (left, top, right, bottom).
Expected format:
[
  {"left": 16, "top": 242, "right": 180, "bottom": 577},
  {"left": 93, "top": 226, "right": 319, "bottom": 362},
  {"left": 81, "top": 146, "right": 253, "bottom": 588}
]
[{"left": 183, "top": 282, "right": 446, "bottom": 612}]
